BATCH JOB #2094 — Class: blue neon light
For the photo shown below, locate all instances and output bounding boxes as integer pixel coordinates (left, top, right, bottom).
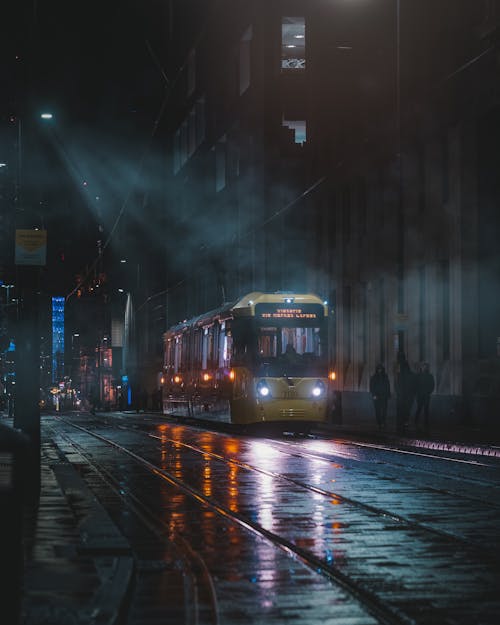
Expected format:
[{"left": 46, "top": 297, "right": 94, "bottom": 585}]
[{"left": 52, "top": 296, "right": 65, "bottom": 382}]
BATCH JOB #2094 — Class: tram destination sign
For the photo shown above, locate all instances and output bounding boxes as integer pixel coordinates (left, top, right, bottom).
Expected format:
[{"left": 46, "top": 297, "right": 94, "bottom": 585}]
[{"left": 255, "top": 303, "right": 324, "bottom": 322}]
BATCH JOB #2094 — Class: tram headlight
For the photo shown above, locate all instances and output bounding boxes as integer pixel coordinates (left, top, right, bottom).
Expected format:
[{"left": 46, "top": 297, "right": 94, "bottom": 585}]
[
  {"left": 256, "top": 380, "right": 271, "bottom": 398},
  {"left": 311, "top": 380, "right": 326, "bottom": 398}
]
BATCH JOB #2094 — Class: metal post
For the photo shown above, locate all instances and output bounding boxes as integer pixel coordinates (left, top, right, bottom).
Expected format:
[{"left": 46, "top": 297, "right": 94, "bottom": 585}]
[{"left": 13, "top": 265, "right": 41, "bottom": 496}]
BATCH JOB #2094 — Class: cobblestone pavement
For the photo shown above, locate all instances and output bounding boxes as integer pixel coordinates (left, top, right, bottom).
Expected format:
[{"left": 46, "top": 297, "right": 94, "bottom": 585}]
[
  {"left": 38, "top": 411, "right": 500, "bottom": 625},
  {"left": 5, "top": 410, "right": 499, "bottom": 625}
]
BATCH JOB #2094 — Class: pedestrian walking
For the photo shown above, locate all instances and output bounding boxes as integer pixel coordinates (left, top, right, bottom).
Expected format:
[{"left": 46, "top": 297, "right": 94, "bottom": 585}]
[
  {"left": 369, "top": 364, "right": 391, "bottom": 430},
  {"left": 414, "top": 362, "right": 435, "bottom": 432},
  {"left": 395, "top": 354, "right": 416, "bottom": 434}
]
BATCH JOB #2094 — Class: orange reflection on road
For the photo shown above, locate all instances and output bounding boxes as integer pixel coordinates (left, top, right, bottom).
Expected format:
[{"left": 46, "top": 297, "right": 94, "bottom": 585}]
[
  {"left": 223, "top": 438, "right": 241, "bottom": 456},
  {"left": 203, "top": 463, "right": 212, "bottom": 497},
  {"left": 228, "top": 464, "right": 239, "bottom": 513}
]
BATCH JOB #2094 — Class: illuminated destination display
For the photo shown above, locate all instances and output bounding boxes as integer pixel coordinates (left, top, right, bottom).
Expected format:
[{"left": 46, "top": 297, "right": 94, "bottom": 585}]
[{"left": 255, "top": 303, "right": 324, "bottom": 321}]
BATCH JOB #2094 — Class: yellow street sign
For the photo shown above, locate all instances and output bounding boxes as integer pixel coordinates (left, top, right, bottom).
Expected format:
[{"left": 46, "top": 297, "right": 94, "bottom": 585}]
[{"left": 15, "top": 229, "right": 47, "bottom": 266}]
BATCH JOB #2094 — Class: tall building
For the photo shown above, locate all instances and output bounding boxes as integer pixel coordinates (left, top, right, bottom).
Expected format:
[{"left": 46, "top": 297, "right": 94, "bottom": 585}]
[{"left": 129, "top": 0, "right": 500, "bottom": 425}]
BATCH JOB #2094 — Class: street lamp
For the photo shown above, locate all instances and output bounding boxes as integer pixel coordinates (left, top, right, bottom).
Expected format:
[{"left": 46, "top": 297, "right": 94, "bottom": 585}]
[{"left": 13, "top": 110, "right": 55, "bottom": 497}]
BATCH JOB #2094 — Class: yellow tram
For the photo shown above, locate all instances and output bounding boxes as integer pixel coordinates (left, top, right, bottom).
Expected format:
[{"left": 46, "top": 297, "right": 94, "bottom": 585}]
[{"left": 162, "top": 292, "right": 334, "bottom": 429}]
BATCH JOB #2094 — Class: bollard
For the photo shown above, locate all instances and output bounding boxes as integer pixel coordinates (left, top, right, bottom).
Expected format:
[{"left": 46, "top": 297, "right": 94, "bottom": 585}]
[{"left": 0, "top": 423, "right": 29, "bottom": 625}]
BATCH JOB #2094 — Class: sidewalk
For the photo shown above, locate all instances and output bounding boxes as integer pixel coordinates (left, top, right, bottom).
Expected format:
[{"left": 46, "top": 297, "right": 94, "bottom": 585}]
[
  {"left": 1, "top": 416, "right": 134, "bottom": 625},
  {"left": 1, "top": 410, "right": 499, "bottom": 625},
  {"left": 318, "top": 420, "right": 500, "bottom": 458}
]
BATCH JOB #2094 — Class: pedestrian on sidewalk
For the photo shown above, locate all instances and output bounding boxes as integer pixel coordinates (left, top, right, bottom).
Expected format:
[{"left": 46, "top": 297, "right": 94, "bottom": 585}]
[
  {"left": 395, "top": 354, "right": 416, "bottom": 434},
  {"left": 369, "top": 363, "right": 391, "bottom": 430},
  {"left": 414, "top": 362, "right": 435, "bottom": 432}
]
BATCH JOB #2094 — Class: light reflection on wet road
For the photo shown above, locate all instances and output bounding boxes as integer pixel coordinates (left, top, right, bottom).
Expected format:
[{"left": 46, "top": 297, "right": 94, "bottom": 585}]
[{"left": 49, "top": 413, "right": 500, "bottom": 624}]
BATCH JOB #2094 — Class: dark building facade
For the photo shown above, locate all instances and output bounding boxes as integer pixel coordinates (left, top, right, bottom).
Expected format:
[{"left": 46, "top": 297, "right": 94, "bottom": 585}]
[{"left": 123, "top": 0, "right": 500, "bottom": 426}]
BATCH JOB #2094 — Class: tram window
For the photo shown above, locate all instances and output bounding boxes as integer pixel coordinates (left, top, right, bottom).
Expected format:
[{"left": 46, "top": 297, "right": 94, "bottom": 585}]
[
  {"left": 218, "top": 324, "right": 232, "bottom": 368},
  {"left": 212, "top": 324, "right": 220, "bottom": 368},
  {"left": 313, "top": 327, "right": 323, "bottom": 357},
  {"left": 202, "top": 328, "right": 209, "bottom": 369},
  {"left": 207, "top": 328, "right": 214, "bottom": 368},
  {"left": 192, "top": 329, "right": 202, "bottom": 368},
  {"left": 174, "top": 336, "right": 182, "bottom": 371},
  {"left": 165, "top": 339, "right": 173, "bottom": 368},
  {"left": 278, "top": 327, "right": 322, "bottom": 357},
  {"left": 224, "top": 333, "right": 232, "bottom": 366},
  {"left": 258, "top": 331, "right": 278, "bottom": 357},
  {"left": 181, "top": 332, "right": 190, "bottom": 369}
]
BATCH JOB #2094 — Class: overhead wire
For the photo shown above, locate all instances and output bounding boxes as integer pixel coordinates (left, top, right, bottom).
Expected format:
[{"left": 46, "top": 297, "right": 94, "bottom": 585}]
[{"left": 66, "top": 1, "right": 222, "bottom": 302}]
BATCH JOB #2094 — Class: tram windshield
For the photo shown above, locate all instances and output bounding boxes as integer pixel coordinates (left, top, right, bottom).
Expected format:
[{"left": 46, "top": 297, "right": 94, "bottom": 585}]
[
  {"left": 256, "top": 324, "right": 327, "bottom": 376},
  {"left": 230, "top": 317, "right": 327, "bottom": 376}
]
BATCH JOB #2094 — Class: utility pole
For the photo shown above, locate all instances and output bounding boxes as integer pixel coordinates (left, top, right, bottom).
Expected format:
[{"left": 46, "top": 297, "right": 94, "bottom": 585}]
[
  {"left": 14, "top": 263, "right": 41, "bottom": 496},
  {"left": 12, "top": 113, "right": 52, "bottom": 496}
]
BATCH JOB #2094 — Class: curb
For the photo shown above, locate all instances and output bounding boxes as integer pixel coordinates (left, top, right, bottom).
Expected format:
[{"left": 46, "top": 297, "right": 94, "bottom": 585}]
[
  {"left": 317, "top": 424, "right": 500, "bottom": 458},
  {"left": 397, "top": 437, "right": 500, "bottom": 458}
]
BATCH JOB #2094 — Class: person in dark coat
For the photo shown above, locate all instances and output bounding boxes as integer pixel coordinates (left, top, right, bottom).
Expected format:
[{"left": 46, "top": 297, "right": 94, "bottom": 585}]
[
  {"left": 414, "top": 362, "right": 435, "bottom": 431},
  {"left": 369, "top": 364, "right": 391, "bottom": 430},
  {"left": 395, "top": 355, "right": 416, "bottom": 434}
]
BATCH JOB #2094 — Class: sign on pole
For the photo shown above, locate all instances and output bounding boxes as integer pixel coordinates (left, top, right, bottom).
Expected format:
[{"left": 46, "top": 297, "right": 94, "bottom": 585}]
[{"left": 15, "top": 229, "right": 47, "bottom": 266}]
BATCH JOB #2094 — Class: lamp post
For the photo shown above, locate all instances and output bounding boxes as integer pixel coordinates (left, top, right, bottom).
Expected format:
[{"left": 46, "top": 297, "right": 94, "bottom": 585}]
[
  {"left": 13, "top": 112, "right": 54, "bottom": 497},
  {"left": 71, "top": 333, "right": 80, "bottom": 395}
]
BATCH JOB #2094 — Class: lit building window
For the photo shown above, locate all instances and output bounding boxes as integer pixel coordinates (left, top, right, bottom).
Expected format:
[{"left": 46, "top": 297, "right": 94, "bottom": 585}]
[
  {"left": 281, "top": 17, "right": 305, "bottom": 70},
  {"left": 282, "top": 118, "right": 307, "bottom": 145}
]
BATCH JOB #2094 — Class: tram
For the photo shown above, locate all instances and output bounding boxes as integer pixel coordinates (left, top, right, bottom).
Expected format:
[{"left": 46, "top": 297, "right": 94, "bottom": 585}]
[{"left": 161, "top": 292, "right": 334, "bottom": 429}]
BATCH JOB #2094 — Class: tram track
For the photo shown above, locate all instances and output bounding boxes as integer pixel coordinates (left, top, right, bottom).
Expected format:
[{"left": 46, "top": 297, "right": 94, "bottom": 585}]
[
  {"left": 101, "top": 412, "right": 498, "bottom": 540},
  {"left": 182, "top": 440, "right": 496, "bottom": 549},
  {"left": 266, "top": 437, "right": 500, "bottom": 504},
  {"left": 97, "top": 413, "right": 500, "bottom": 552},
  {"left": 152, "top": 412, "right": 500, "bottom": 499},
  {"left": 145, "top": 428, "right": 500, "bottom": 560},
  {"left": 55, "top": 417, "right": 414, "bottom": 625},
  {"left": 54, "top": 414, "right": 500, "bottom": 625},
  {"left": 48, "top": 422, "right": 220, "bottom": 625}
]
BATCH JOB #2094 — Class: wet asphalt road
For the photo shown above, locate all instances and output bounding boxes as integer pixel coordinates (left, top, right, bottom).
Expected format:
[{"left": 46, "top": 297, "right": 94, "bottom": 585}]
[{"left": 43, "top": 411, "right": 500, "bottom": 625}]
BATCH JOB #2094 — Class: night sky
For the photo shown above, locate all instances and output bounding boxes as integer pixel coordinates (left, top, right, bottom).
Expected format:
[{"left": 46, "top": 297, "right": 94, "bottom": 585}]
[{"left": 2, "top": 0, "right": 179, "bottom": 294}]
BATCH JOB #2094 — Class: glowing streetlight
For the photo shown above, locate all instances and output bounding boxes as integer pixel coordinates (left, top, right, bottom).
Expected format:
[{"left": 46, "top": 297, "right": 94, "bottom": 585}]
[{"left": 40, "top": 113, "right": 53, "bottom": 120}]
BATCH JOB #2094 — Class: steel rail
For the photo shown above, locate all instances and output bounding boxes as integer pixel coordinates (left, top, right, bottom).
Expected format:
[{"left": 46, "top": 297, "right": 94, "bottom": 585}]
[
  {"left": 48, "top": 422, "right": 220, "bottom": 625},
  {"left": 56, "top": 416, "right": 414, "bottom": 625}
]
